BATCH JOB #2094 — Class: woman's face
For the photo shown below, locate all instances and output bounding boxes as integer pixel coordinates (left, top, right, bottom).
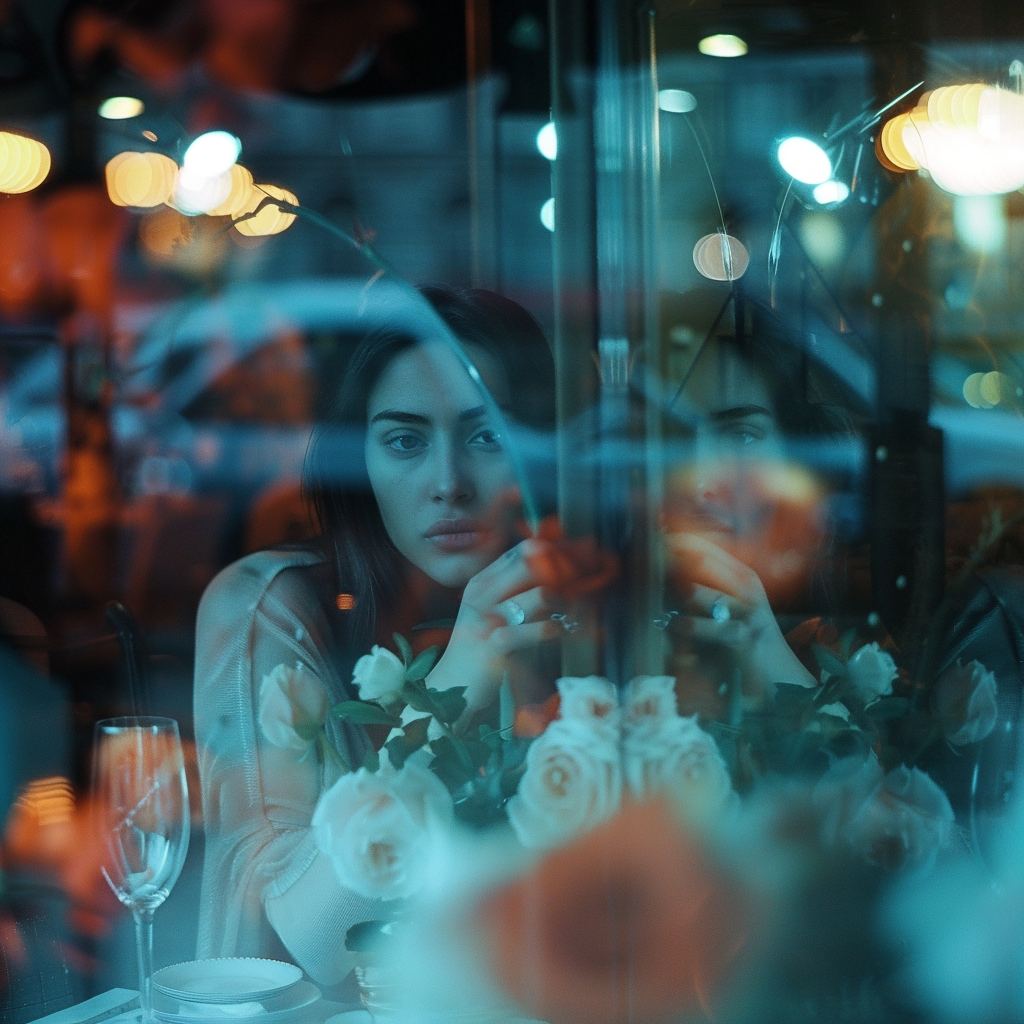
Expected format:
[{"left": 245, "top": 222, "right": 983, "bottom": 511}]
[
  {"left": 671, "top": 338, "right": 786, "bottom": 541},
  {"left": 665, "top": 337, "right": 826, "bottom": 605},
  {"left": 365, "top": 340, "right": 517, "bottom": 589}
]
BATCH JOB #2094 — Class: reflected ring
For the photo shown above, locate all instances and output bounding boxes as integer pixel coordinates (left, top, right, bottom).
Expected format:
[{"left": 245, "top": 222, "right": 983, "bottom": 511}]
[
  {"left": 711, "top": 597, "right": 731, "bottom": 623},
  {"left": 499, "top": 599, "right": 527, "bottom": 627}
]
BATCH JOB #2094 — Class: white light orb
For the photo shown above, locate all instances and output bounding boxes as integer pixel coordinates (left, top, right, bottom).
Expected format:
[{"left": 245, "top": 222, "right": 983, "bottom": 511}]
[
  {"left": 99, "top": 96, "right": 145, "bottom": 120},
  {"left": 540, "top": 197, "right": 555, "bottom": 232},
  {"left": 813, "top": 180, "right": 850, "bottom": 205},
  {"left": 183, "top": 131, "right": 241, "bottom": 178},
  {"left": 777, "top": 136, "right": 832, "bottom": 185},
  {"left": 172, "top": 165, "right": 233, "bottom": 215},
  {"left": 697, "top": 34, "right": 747, "bottom": 57},
  {"left": 536, "top": 122, "right": 557, "bottom": 161},
  {"left": 657, "top": 89, "right": 697, "bottom": 113}
]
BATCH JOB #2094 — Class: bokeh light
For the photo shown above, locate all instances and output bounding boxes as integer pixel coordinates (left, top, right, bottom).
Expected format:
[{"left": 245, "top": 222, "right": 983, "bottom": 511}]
[
  {"left": 540, "top": 197, "right": 555, "bottom": 232},
  {"left": 98, "top": 96, "right": 145, "bottom": 120},
  {"left": 232, "top": 184, "right": 298, "bottom": 236},
  {"left": 536, "top": 122, "right": 557, "bottom": 161},
  {"left": 183, "top": 130, "right": 241, "bottom": 178},
  {"left": 658, "top": 89, "right": 698, "bottom": 113},
  {"left": 878, "top": 84, "right": 1024, "bottom": 195},
  {"left": 777, "top": 137, "right": 832, "bottom": 185},
  {"left": 813, "top": 180, "right": 850, "bottom": 205},
  {"left": 692, "top": 232, "right": 749, "bottom": 281},
  {"left": 0, "top": 132, "right": 51, "bottom": 193},
  {"left": 697, "top": 34, "right": 747, "bottom": 57},
  {"left": 105, "top": 150, "right": 178, "bottom": 207}
]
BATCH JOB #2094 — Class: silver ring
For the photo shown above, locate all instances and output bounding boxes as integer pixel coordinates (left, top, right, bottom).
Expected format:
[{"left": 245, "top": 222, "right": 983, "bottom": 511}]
[
  {"left": 499, "top": 599, "right": 526, "bottom": 626},
  {"left": 711, "top": 598, "right": 731, "bottom": 623},
  {"left": 550, "top": 613, "right": 580, "bottom": 633}
]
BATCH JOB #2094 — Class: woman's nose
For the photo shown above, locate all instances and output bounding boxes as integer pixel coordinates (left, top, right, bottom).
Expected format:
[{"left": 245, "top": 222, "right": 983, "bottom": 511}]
[{"left": 431, "top": 444, "right": 475, "bottom": 504}]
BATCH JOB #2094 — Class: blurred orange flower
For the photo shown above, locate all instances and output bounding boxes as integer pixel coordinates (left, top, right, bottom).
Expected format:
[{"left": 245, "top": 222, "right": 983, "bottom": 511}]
[
  {"left": 477, "top": 800, "right": 749, "bottom": 1024},
  {"left": 522, "top": 517, "right": 619, "bottom": 603}
]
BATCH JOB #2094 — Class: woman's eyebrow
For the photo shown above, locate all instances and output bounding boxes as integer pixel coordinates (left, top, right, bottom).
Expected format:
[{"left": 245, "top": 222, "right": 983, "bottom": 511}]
[
  {"left": 369, "top": 410, "right": 430, "bottom": 425},
  {"left": 708, "top": 404, "right": 773, "bottom": 422}
]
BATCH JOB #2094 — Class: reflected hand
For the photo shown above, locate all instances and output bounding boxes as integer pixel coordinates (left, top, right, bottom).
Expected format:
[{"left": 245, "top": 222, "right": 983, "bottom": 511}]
[{"left": 670, "top": 533, "right": 815, "bottom": 692}]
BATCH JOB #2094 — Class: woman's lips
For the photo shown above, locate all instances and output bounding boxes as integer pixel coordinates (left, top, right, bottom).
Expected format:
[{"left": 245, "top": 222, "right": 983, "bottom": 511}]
[{"left": 424, "top": 519, "right": 488, "bottom": 552}]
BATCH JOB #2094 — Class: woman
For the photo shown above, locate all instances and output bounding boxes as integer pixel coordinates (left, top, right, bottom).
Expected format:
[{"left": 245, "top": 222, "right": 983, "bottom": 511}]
[
  {"left": 660, "top": 295, "right": 865, "bottom": 712},
  {"left": 193, "top": 285, "right": 563, "bottom": 986}
]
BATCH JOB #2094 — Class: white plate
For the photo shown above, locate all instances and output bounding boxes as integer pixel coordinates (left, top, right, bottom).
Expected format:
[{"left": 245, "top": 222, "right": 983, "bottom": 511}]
[
  {"left": 153, "top": 959, "right": 304, "bottom": 1004},
  {"left": 153, "top": 980, "right": 321, "bottom": 1024}
]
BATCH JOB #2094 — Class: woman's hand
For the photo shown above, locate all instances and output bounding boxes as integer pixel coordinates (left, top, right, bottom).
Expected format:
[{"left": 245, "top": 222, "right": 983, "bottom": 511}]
[
  {"left": 669, "top": 533, "right": 815, "bottom": 693},
  {"left": 426, "top": 523, "right": 618, "bottom": 714},
  {"left": 425, "top": 537, "right": 563, "bottom": 713}
]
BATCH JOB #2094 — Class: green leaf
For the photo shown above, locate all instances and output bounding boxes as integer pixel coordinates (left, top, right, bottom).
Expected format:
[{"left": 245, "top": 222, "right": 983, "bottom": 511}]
[
  {"left": 773, "top": 683, "right": 816, "bottom": 716},
  {"left": 406, "top": 646, "right": 441, "bottom": 682},
  {"left": 361, "top": 747, "right": 380, "bottom": 772},
  {"left": 864, "top": 696, "right": 910, "bottom": 721},
  {"left": 385, "top": 716, "right": 431, "bottom": 769},
  {"left": 332, "top": 701, "right": 402, "bottom": 727},
  {"left": 393, "top": 633, "right": 413, "bottom": 667},
  {"left": 293, "top": 721, "right": 322, "bottom": 742},
  {"left": 401, "top": 679, "right": 437, "bottom": 716},
  {"left": 812, "top": 643, "right": 847, "bottom": 679},
  {"left": 412, "top": 618, "right": 457, "bottom": 631},
  {"left": 429, "top": 736, "right": 476, "bottom": 789},
  {"left": 428, "top": 685, "right": 467, "bottom": 725},
  {"left": 839, "top": 629, "right": 858, "bottom": 660}
]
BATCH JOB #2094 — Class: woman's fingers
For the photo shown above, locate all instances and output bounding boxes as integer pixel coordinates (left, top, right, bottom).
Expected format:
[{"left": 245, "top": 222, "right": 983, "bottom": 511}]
[
  {"left": 492, "top": 586, "right": 556, "bottom": 627},
  {"left": 670, "top": 533, "right": 765, "bottom": 604},
  {"left": 490, "top": 618, "right": 563, "bottom": 654},
  {"left": 686, "top": 584, "right": 750, "bottom": 622},
  {"left": 685, "top": 615, "right": 749, "bottom": 648}
]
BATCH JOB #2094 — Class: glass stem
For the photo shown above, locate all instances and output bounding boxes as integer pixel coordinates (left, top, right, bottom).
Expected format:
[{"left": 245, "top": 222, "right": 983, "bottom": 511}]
[{"left": 133, "top": 907, "right": 155, "bottom": 1024}]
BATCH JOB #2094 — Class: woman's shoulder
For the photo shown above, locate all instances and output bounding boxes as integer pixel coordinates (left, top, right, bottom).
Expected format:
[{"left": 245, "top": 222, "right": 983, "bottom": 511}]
[{"left": 198, "top": 547, "right": 329, "bottom": 629}]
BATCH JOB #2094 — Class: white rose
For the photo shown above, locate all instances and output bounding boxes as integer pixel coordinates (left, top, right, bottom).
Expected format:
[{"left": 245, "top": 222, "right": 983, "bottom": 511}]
[
  {"left": 933, "top": 659, "right": 998, "bottom": 746},
  {"left": 623, "top": 675, "right": 678, "bottom": 741},
  {"left": 507, "top": 719, "right": 621, "bottom": 850},
  {"left": 625, "top": 715, "right": 732, "bottom": 818},
  {"left": 353, "top": 645, "right": 406, "bottom": 703},
  {"left": 814, "top": 752, "right": 884, "bottom": 848},
  {"left": 555, "top": 676, "right": 620, "bottom": 741},
  {"left": 815, "top": 754, "right": 954, "bottom": 872},
  {"left": 846, "top": 642, "right": 898, "bottom": 703},
  {"left": 257, "top": 662, "right": 328, "bottom": 751},
  {"left": 312, "top": 760, "right": 453, "bottom": 900}
]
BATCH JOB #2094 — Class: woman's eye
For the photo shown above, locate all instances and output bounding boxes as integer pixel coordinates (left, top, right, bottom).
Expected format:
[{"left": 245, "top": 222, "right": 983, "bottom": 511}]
[
  {"left": 469, "top": 427, "right": 502, "bottom": 449},
  {"left": 725, "top": 424, "right": 762, "bottom": 446},
  {"left": 384, "top": 434, "right": 426, "bottom": 454}
]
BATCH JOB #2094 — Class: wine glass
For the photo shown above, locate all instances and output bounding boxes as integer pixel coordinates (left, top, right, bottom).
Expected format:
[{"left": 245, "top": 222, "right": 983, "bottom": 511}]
[{"left": 92, "top": 717, "right": 191, "bottom": 1024}]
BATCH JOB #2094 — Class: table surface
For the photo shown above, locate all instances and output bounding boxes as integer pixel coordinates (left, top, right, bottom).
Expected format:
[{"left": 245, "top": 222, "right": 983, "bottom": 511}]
[{"left": 29, "top": 988, "right": 356, "bottom": 1024}]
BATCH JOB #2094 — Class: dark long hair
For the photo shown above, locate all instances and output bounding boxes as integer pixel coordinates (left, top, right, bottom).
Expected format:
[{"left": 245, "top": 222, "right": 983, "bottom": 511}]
[{"left": 304, "top": 284, "right": 555, "bottom": 665}]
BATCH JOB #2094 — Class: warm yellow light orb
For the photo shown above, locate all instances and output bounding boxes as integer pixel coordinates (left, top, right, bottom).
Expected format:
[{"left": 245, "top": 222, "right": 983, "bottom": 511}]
[
  {"left": 0, "top": 132, "right": 51, "bottom": 193},
  {"left": 232, "top": 184, "right": 298, "bottom": 236},
  {"left": 205, "top": 164, "right": 256, "bottom": 217},
  {"left": 105, "top": 151, "right": 178, "bottom": 208}
]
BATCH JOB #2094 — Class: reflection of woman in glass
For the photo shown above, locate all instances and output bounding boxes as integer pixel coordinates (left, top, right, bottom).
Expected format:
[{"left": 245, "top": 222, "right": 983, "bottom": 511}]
[
  {"left": 661, "top": 297, "right": 862, "bottom": 714},
  {"left": 193, "top": 286, "right": 559, "bottom": 986}
]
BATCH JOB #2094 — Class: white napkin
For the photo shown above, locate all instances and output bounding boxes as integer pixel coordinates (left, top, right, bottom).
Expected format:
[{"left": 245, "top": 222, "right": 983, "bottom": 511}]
[{"left": 30, "top": 989, "right": 140, "bottom": 1024}]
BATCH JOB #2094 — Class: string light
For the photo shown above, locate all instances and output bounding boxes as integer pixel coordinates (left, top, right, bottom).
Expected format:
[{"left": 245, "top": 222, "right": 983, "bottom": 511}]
[
  {"left": 878, "top": 84, "right": 1024, "bottom": 195},
  {"left": 232, "top": 184, "right": 298, "bottom": 236},
  {"left": 777, "top": 137, "right": 832, "bottom": 185},
  {"left": 0, "top": 132, "right": 51, "bottom": 193},
  {"left": 536, "top": 122, "right": 557, "bottom": 160},
  {"left": 105, "top": 151, "right": 178, "bottom": 207}
]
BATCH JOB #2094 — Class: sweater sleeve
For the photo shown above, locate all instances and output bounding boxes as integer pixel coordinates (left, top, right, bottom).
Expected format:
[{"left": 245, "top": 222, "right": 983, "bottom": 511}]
[{"left": 194, "top": 550, "right": 382, "bottom": 985}]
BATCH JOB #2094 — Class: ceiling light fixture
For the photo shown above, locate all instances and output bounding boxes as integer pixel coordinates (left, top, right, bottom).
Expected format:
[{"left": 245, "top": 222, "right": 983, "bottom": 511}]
[{"left": 697, "top": 34, "right": 747, "bottom": 58}]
